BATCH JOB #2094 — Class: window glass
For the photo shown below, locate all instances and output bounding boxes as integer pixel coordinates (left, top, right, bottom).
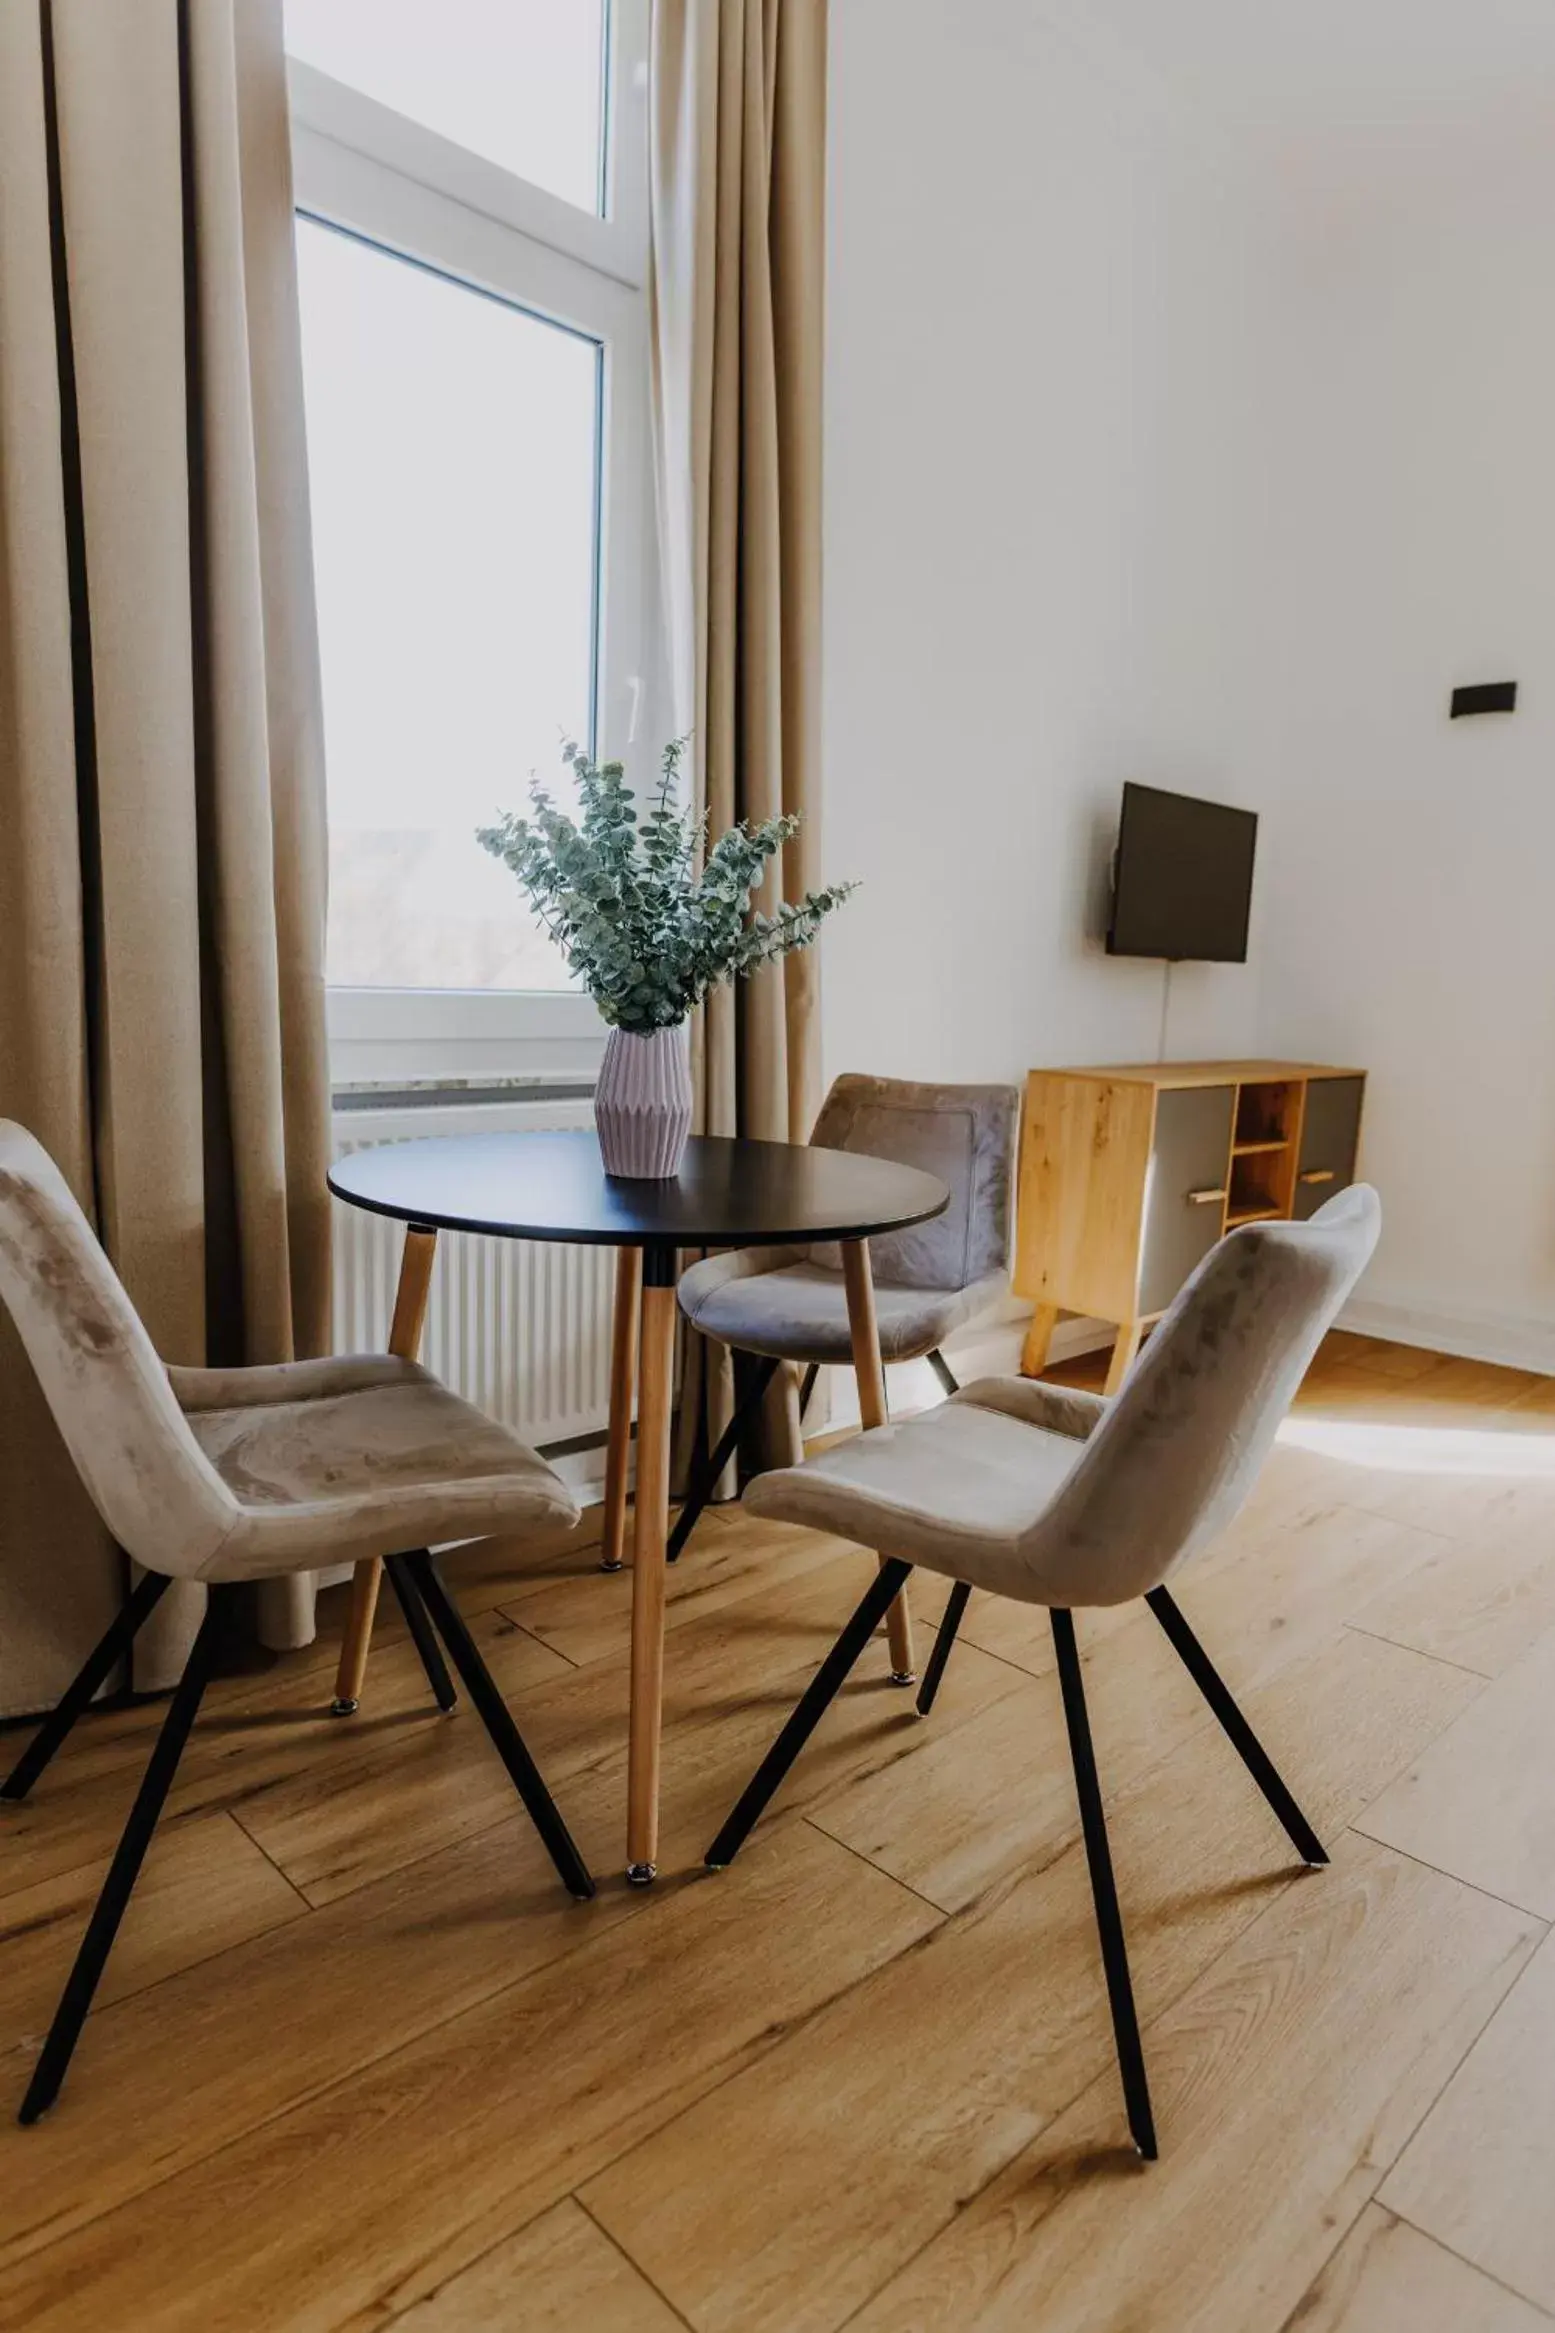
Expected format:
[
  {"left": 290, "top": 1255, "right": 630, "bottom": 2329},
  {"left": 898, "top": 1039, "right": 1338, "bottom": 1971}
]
[{"left": 296, "top": 219, "right": 599, "bottom": 991}]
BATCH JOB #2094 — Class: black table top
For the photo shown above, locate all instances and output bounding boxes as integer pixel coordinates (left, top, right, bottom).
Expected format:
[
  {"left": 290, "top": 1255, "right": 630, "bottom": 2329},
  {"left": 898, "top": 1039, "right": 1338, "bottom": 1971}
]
[{"left": 328, "top": 1131, "right": 950, "bottom": 1250}]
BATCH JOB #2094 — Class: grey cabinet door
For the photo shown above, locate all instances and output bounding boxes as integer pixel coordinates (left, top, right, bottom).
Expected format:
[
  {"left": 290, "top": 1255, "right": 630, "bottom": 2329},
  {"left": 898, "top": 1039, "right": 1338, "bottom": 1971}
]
[
  {"left": 1293, "top": 1076, "right": 1365, "bottom": 1219},
  {"left": 1138, "top": 1086, "right": 1235, "bottom": 1316}
]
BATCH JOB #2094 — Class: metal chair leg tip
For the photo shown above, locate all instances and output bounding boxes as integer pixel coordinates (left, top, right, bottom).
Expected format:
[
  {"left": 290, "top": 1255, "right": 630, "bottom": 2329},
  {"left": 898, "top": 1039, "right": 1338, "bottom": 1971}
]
[
  {"left": 705, "top": 1855, "right": 729, "bottom": 1872},
  {"left": 599, "top": 1558, "right": 624, "bottom": 1574},
  {"left": 625, "top": 1861, "right": 657, "bottom": 1887},
  {"left": 328, "top": 1697, "right": 359, "bottom": 1718},
  {"left": 888, "top": 1669, "right": 917, "bottom": 1688}
]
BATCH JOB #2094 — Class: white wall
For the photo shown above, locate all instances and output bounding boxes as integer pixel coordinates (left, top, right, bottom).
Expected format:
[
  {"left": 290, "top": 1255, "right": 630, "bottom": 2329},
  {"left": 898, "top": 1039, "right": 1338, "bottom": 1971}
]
[
  {"left": 821, "top": 1, "right": 1268, "bottom": 1096},
  {"left": 822, "top": 9, "right": 1555, "bottom": 1367},
  {"left": 1249, "top": 124, "right": 1555, "bottom": 1360}
]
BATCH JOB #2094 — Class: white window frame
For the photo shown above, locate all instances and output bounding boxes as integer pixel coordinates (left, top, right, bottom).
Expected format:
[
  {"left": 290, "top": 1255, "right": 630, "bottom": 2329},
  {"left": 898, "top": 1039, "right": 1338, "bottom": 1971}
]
[{"left": 286, "top": 1, "right": 658, "bottom": 1090}]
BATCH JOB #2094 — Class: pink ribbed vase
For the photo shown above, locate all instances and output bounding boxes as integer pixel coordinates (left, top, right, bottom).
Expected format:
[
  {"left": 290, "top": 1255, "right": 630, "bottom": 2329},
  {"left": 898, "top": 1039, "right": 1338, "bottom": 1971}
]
[{"left": 593, "top": 1024, "right": 693, "bottom": 1179}]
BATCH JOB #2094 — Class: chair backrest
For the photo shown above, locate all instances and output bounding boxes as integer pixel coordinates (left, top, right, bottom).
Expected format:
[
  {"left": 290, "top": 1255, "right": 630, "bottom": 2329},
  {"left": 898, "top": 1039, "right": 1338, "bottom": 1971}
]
[
  {"left": 0, "top": 1122, "right": 239, "bottom": 1575},
  {"left": 1018, "top": 1184, "right": 1380, "bottom": 1607},
  {"left": 809, "top": 1073, "right": 1019, "bottom": 1291}
]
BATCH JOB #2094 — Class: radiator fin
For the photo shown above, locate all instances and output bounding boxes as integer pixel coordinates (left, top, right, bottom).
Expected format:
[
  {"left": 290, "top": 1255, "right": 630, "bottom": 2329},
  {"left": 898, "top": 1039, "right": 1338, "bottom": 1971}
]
[{"left": 331, "top": 1101, "right": 615, "bottom": 1448}]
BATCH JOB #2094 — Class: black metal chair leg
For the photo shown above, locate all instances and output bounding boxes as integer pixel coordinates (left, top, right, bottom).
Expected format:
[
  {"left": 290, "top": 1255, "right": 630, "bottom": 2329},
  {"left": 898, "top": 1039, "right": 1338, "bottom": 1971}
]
[
  {"left": 402, "top": 1553, "right": 594, "bottom": 1901},
  {"left": 915, "top": 1580, "right": 971, "bottom": 1717},
  {"left": 667, "top": 1353, "right": 781, "bottom": 1564},
  {"left": 798, "top": 1361, "right": 820, "bottom": 1419},
  {"left": 384, "top": 1553, "right": 457, "bottom": 1714},
  {"left": 18, "top": 1586, "right": 226, "bottom": 2126},
  {"left": 1, "top": 1570, "right": 172, "bottom": 1803},
  {"left": 1146, "top": 1586, "right": 1327, "bottom": 1866},
  {"left": 907, "top": 1355, "right": 961, "bottom": 1712},
  {"left": 1050, "top": 1607, "right": 1157, "bottom": 2162},
  {"left": 707, "top": 1557, "right": 913, "bottom": 1869}
]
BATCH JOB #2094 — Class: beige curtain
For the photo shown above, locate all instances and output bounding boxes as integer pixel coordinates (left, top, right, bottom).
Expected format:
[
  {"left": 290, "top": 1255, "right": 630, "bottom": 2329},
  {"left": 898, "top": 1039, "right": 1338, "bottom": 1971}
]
[
  {"left": 0, "top": 0, "right": 331, "bottom": 1710},
  {"left": 651, "top": 0, "right": 828, "bottom": 1482}
]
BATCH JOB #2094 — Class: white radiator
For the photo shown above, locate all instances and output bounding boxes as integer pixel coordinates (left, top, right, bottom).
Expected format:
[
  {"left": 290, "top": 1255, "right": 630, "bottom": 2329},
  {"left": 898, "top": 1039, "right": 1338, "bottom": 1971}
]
[{"left": 331, "top": 1095, "right": 617, "bottom": 1455}]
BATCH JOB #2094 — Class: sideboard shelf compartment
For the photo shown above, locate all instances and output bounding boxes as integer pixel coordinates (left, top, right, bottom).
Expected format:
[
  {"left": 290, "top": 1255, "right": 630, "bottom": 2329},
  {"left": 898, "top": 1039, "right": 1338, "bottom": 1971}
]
[{"left": 1015, "top": 1059, "right": 1367, "bottom": 1392}]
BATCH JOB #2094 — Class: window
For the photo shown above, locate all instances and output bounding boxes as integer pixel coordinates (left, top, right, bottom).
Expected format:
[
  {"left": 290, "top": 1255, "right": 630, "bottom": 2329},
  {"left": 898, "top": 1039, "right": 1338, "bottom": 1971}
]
[
  {"left": 296, "top": 222, "right": 598, "bottom": 996},
  {"left": 286, "top": 1, "right": 657, "bottom": 1085}
]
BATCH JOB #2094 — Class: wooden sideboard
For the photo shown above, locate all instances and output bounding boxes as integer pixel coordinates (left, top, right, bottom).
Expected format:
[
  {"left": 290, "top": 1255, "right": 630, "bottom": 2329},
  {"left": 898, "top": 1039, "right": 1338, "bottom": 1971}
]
[{"left": 1014, "top": 1059, "right": 1366, "bottom": 1391}]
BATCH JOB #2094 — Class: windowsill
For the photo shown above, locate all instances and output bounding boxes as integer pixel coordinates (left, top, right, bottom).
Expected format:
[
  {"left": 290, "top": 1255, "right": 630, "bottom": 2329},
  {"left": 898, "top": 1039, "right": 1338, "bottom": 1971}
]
[
  {"left": 332, "top": 1073, "right": 598, "bottom": 1110},
  {"left": 326, "top": 986, "right": 610, "bottom": 1093}
]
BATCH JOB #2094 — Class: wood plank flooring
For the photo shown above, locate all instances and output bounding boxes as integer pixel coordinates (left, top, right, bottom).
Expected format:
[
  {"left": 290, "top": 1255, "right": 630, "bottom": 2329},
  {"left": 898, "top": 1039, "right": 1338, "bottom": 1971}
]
[{"left": 4, "top": 1331, "right": 1555, "bottom": 2329}]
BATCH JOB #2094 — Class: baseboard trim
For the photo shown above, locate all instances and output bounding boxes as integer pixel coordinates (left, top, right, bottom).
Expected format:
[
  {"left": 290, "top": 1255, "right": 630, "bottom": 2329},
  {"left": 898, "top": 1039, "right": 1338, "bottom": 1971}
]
[
  {"left": 986, "top": 1295, "right": 1555, "bottom": 1383},
  {"left": 957, "top": 1297, "right": 1555, "bottom": 1382},
  {"left": 1341, "top": 1294, "right": 1555, "bottom": 1377},
  {"left": 944, "top": 1313, "right": 1115, "bottom": 1380},
  {"left": 551, "top": 1442, "right": 612, "bottom": 1502}
]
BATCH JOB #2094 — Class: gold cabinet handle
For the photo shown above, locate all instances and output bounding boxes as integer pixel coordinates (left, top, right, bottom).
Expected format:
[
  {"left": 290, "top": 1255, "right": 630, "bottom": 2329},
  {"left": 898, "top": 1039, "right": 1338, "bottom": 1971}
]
[
  {"left": 1298, "top": 1168, "right": 1336, "bottom": 1186},
  {"left": 1187, "top": 1187, "right": 1227, "bottom": 1206}
]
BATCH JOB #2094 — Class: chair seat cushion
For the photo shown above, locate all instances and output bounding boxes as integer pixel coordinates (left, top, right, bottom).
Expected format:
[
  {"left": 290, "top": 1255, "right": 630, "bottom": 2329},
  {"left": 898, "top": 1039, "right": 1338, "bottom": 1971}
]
[
  {"left": 174, "top": 1355, "right": 578, "bottom": 1581},
  {"left": 677, "top": 1256, "right": 1004, "bottom": 1365},
  {"left": 741, "top": 1377, "right": 1099, "bottom": 1602}
]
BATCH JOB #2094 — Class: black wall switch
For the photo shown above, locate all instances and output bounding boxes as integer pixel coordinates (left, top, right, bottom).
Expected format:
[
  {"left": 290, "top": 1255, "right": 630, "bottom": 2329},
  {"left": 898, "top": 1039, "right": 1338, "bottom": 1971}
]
[{"left": 1451, "top": 681, "right": 1518, "bottom": 718}]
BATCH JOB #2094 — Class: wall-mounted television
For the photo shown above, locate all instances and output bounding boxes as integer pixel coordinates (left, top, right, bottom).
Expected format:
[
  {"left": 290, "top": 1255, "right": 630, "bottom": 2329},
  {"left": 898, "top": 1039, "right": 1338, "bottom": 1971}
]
[{"left": 1105, "top": 782, "right": 1258, "bottom": 964}]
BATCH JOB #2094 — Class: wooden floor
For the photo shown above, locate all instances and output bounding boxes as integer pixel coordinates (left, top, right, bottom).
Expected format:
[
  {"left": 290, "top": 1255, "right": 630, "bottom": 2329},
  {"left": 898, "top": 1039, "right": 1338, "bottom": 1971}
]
[{"left": 4, "top": 1332, "right": 1555, "bottom": 2330}]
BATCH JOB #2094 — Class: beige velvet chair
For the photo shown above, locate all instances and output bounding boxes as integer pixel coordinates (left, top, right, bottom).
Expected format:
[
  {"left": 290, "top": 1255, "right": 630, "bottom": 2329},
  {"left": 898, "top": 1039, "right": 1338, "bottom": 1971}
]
[
  {"left": 0, "top": 1121, "right": 592, "bottom": 2125},
  {"left": 704, "top": 1185, "right": 1381, "bottom": 2160},
  {"left": 667, "top": 1075, "right": 1019, "bottom": 1578}
]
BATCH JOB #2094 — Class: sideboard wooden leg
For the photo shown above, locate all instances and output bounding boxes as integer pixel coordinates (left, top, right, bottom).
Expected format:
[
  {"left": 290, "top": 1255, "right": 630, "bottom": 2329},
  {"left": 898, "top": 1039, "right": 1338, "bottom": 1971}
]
[
  {"left": 1105, "top": 1319, "right": 1144, "bottom": 1397},
  {"left": 1020, "top": 1302, "right": 1059, "bottom": 1378}
]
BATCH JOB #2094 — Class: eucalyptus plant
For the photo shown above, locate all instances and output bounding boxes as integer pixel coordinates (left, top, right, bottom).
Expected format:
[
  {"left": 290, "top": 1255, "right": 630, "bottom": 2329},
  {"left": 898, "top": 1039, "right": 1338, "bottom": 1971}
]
[{"left": 477, "top": 739, "right": 854, "bottom": 1034}]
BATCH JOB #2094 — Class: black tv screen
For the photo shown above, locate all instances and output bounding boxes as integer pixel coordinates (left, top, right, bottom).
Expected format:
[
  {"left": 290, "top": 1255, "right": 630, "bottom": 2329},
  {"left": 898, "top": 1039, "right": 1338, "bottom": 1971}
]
[{"left": 1106, "top": 783, "right": 1258, "bottom": 963}]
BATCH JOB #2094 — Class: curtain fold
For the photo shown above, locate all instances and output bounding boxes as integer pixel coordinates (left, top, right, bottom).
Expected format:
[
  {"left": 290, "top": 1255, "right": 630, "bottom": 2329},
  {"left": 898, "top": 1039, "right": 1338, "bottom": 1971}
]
[
  {"left": 0, "top": 0, "right": 331, "bottom": 1710},
  {"left": 651, "top": 0, "right": 829, "bottom": 1487}
]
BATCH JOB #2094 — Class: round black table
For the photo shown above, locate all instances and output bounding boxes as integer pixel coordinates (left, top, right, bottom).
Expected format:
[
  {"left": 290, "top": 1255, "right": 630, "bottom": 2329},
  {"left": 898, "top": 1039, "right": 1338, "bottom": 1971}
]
[{"left": 327, "top": 1131, "right": 950, "bottom": 1881}]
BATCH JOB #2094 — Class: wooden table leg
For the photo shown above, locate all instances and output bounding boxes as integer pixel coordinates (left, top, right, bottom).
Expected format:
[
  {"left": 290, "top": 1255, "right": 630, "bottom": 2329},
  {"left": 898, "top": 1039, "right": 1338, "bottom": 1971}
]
[
  {"left": 601, "top": 1246, "right": 643, "bottom": 1572},
  {"left": 841, "top": 1238, "right": 916, "bottom": 1685},
  {"left": 1020, "top": 1302, "right": 1059, "bottom": 1379},
  {"left": 1105, "top": 1319, "right": 1144, "bottom": 1396},
  {"left": 626, "top": 1260, "right": 677, "bottom": 1882},
  {"left": 331, "top": 1223, "right": 438, "bottom": 1717}
]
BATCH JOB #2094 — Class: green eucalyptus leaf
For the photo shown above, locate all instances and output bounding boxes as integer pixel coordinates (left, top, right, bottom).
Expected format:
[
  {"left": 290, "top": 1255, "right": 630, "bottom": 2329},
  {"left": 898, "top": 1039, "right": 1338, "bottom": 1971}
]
[{"left": 475, "top": 736, "right": 856, "bottom": 1032}]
